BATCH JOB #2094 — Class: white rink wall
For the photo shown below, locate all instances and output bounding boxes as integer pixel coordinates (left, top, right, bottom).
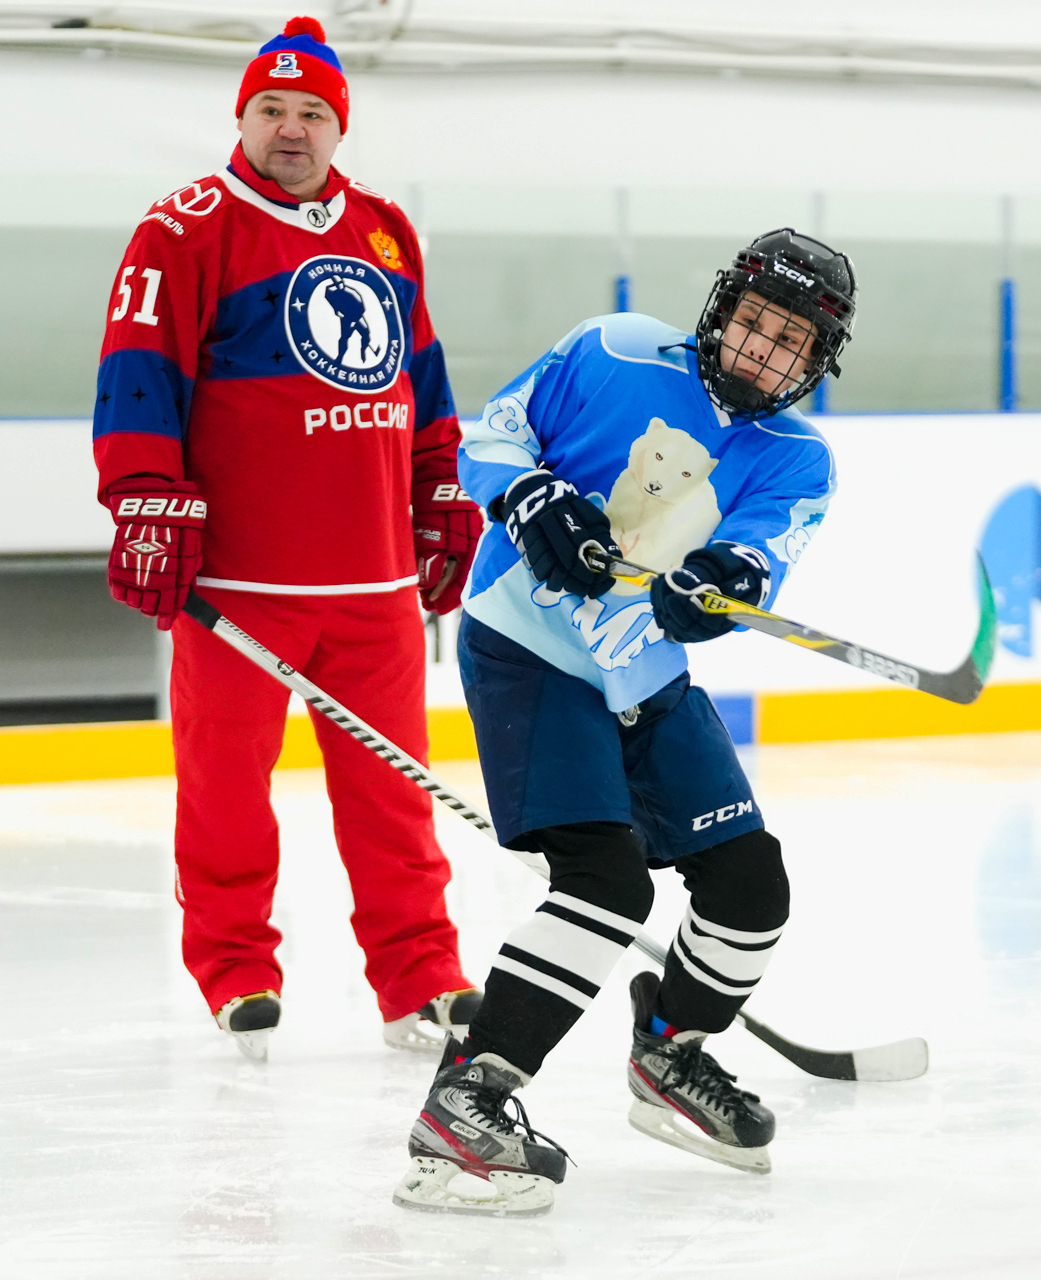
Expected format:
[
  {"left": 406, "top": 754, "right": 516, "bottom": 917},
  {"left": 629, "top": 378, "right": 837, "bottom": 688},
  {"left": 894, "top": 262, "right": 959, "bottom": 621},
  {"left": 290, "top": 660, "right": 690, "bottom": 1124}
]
[
  {"left": 3, "top": 412, "right": 1039, "bottom": 698},
  {"left": 12, "top": 31, "right": 1041, "bottom": 224},
  {"left": 687, "top": 412, "right": 1041, "bottom": 695}
]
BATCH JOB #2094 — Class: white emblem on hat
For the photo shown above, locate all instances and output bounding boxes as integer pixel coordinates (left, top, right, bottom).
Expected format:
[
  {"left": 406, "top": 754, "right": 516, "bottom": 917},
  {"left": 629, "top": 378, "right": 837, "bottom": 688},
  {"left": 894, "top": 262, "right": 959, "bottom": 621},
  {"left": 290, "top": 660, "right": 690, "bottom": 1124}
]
[{"left": 270, "top": 52, "right": 303, "bottom": 79}]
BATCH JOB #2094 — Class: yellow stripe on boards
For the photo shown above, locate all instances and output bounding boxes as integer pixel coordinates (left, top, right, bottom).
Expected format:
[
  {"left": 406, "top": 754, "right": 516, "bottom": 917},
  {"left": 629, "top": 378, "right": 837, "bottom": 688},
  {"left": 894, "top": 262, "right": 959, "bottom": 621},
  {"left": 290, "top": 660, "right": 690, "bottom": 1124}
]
[
  {"left": 276, "top": 714, "right": 322, "bottom": 769},
  {"left": 274, "top": 708, "right": 477, "bottom": 768},
  {"left": 759, "top": 681, "right": 1041, "bottom": 744},
  {"left": 4, "top": 686, "right": 1036, "bottom": 785},
  {"left": 0, "top": 721, "right": 176, "bottom": 786},
  {"left": 427, "top": 707, "right": 478, "bottom": 762},
  {"left": 0, "top": 706, "right": 480, "bottom": 786}
]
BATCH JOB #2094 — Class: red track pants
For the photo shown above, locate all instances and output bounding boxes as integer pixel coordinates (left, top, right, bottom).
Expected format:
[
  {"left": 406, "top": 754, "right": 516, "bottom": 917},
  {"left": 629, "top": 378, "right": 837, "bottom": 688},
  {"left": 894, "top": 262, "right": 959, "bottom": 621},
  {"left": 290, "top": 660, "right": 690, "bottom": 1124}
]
[{"left": 170, "top": 586, "right": 470, "bottom": 1021}]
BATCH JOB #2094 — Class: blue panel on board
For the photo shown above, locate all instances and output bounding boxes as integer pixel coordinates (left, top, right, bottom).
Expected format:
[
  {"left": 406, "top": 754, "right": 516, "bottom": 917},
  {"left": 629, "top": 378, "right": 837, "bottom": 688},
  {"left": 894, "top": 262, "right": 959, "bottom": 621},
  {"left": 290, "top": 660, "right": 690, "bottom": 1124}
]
[
  {"left": 980, "top": 484, "right": 1041, "bottom": 657},
  {"left": 708, "top": 693, "right": 755, "bottom": 746}
]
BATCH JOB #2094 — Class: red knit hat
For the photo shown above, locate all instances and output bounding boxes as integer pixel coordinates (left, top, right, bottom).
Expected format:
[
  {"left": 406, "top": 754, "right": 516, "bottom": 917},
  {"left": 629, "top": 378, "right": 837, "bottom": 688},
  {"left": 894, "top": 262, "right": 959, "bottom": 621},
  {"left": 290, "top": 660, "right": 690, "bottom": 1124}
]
[{"left": 236, "top": 16, "right": 349, "bottom": 134}]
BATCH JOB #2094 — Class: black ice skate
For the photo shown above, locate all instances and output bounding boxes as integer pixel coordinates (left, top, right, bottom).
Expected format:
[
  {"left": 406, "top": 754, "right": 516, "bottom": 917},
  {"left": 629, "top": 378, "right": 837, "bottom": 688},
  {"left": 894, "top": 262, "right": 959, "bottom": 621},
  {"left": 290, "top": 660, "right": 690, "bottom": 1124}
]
[
  {"left": 382, "top": 987, "right": 484, "bottom": 1055},
  {"left": 215, "top": 990, "right": 281, "bottom": 1062},
  {"left": 627, "top": 972, "right": 774, "bottom": 1174},
  {"left": 393, "top": 1050, "right": 568, "bottom": 1216}
]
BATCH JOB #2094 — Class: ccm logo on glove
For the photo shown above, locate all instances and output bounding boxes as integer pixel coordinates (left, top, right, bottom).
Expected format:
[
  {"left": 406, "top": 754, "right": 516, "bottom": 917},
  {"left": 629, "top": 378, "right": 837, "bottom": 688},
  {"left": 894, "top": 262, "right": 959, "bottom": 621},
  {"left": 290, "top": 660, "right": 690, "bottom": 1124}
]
[
  {"left": 499, "top": 469, "right": 621, "bottom": 600},
  {"left": 503, "top": 477, "right": 576, "bottom": 538},
  {"left": 116, "top": 495, "right": 207, "bottom": 520}
]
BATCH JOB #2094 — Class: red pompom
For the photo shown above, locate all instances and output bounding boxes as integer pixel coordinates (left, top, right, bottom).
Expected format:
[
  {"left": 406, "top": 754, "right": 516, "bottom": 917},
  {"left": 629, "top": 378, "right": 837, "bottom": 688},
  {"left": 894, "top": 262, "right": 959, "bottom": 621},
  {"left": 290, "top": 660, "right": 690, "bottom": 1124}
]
[{"left": 283, "top": 15, "right": 326, "bottom": 42}]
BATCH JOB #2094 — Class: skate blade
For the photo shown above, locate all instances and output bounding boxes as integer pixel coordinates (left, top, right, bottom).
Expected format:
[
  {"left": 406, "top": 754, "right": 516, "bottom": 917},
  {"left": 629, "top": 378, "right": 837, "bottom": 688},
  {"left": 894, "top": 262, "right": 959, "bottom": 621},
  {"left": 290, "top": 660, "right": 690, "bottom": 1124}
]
[
  {"left": 392, "top": 1157, "right": 555, "bottom": 1217},
  {"left": 628, "top": 1098, "right": 771, "bottom": 1175},
  {"left": 383, "top": 1013, "right": 446, "bottom": 1055},
  {"left": 230, "top": 1028, "right": 270, "bottom": 1062},
  {"left": 383, "top": 1014, "right": 473, "bottom": 1056}
]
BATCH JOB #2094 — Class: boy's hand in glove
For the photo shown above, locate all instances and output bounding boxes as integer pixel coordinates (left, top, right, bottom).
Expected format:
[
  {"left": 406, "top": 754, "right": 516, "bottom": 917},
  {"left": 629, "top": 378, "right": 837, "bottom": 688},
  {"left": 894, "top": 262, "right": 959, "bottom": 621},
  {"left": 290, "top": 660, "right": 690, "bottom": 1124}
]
[
  {"left": 498, "top": 470, "right": 621, "bottom": 599},
  {"left": 651, "top": 541, "right": 771, "bottom": 644}
]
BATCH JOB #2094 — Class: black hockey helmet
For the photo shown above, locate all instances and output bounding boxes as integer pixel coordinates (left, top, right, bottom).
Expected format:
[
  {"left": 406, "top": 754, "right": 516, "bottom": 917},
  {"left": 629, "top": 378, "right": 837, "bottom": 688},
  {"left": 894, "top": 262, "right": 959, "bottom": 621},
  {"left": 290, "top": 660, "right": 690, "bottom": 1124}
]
[{"left": 695, "top": 228, "right": 857, "bottom": 419}]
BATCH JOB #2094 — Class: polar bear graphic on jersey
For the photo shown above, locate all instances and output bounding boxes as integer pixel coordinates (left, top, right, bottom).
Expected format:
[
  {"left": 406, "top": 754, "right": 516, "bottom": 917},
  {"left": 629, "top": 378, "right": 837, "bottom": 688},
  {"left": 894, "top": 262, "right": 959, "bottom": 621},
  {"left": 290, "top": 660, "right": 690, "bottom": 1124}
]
[{"left": 604, "top": 417, "right": 721, "bottom": 595}]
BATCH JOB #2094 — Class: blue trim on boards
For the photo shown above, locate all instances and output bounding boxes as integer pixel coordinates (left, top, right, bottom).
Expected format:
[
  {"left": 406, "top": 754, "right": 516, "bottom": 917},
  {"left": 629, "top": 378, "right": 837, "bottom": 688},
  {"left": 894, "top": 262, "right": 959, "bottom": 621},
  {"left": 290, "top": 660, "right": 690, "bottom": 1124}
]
[
  {"left": 708, "top": 693, "right": 755, "bottom": 746},
  {"left": 614, "top": 275, "right": 631, "bottom": 313},
  {"left": 1000, "top": 278, "right": 1017, "bottom": 413}
]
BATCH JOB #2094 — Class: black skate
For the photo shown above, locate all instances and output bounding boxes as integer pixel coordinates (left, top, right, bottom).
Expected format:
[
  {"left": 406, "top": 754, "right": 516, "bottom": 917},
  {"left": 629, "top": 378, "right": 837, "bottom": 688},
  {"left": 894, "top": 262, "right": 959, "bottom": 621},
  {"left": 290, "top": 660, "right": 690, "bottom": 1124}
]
[
  {"left": 393, "top": 1050, "right": 568, "bottom": 1216},
  {"left": 215, "top": 990, "right": 281, "bottom": 1062},
  {"left": 383, "top": 987, "right": 483, "bottom": 1055},
  {"left": 627, "top": 972, "right": 774, "bottom": 1174}
]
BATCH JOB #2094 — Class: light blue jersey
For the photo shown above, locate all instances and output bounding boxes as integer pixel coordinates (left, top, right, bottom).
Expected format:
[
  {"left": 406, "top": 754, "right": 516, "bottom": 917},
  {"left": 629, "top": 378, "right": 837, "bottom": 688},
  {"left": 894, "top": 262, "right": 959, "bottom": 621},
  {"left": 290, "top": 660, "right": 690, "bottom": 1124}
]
[{"left": 459, "top": 313, "right": 835, "bottom": 712}]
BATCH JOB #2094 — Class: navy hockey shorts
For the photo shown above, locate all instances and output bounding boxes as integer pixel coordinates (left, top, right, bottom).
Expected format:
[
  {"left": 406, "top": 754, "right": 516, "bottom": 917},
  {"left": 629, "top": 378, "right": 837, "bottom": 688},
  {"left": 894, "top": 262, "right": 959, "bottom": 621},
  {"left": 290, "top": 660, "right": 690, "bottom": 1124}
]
[{"left": 458, "top": 615, "right": 763, "bottom": 864}]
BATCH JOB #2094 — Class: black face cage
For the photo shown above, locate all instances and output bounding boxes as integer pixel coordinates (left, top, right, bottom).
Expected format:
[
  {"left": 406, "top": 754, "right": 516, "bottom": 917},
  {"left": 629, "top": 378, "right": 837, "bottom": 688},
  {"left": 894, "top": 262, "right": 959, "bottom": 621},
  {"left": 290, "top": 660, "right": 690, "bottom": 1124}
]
[{"left": 695, "top": 251, "right": 855, "bottom": 420}]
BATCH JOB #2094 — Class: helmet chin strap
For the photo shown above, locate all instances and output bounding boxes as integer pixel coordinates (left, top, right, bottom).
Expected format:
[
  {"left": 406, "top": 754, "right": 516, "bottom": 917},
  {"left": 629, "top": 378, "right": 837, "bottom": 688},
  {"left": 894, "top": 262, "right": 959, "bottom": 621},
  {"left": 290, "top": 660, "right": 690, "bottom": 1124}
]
[{"left": 712, "top": 367, "right": 774, "bottom": 416}]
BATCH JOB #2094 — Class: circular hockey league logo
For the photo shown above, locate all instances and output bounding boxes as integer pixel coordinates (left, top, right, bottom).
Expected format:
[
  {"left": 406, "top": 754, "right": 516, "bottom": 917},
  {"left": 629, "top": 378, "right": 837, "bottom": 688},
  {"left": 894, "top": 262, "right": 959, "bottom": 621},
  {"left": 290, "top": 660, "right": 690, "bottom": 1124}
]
[{"left": 284, "top": 255, "right": 404, "bottom": 393}]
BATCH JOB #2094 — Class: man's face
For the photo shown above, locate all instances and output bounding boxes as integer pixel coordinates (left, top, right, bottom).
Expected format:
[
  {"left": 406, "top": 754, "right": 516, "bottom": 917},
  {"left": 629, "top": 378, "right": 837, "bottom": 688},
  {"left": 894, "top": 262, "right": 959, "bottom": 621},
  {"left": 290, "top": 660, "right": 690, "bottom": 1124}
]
[
  {"left": 718, "top": 291, "right": 817, "bottom": 401},
  {"left": 238, "top": 90, "right": 342, "bottom": 197}
]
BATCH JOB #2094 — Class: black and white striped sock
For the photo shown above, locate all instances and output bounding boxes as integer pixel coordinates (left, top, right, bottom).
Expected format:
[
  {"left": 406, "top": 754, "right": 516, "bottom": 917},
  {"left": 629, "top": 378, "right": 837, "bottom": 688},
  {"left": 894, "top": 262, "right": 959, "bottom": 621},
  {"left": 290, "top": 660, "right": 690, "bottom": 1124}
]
[
  {"left": 661, "top": 902, "right": 784, "bottom": 1032},
  {"left": 467, "top": 889, "right": 645, "bottom": 1074},
  {"left": 495, "top": 889, "right": 643, "bottom": 1010}
]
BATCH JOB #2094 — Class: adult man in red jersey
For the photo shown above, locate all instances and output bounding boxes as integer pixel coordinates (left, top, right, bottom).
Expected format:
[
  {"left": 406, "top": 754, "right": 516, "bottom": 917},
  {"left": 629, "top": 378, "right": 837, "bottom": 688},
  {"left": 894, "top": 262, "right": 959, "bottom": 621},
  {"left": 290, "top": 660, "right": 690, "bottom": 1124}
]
[{"left": 94, "top": 17, "right": 482, "bottom": 1060}]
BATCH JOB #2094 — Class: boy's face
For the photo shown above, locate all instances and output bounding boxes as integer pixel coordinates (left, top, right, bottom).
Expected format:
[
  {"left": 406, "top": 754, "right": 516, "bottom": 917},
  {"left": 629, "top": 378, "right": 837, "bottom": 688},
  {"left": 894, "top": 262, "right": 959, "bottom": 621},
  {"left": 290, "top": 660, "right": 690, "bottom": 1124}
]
[{"left": 718, "top": 291, "right": 817, "bottom": 401}]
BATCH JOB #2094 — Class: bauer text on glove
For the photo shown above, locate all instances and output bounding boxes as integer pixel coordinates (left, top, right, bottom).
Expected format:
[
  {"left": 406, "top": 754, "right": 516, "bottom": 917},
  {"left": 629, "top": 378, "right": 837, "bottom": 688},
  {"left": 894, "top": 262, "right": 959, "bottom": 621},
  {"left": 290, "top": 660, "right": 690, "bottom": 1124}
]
[
  {"left": 105, "top": 477, "right": 206, "bottom": 631},
  {"left": 412, "top": 478, "right": 483, "bottom": 615},
  {"left": 651, "top": 541, "right": 771, "bottom": 644}
]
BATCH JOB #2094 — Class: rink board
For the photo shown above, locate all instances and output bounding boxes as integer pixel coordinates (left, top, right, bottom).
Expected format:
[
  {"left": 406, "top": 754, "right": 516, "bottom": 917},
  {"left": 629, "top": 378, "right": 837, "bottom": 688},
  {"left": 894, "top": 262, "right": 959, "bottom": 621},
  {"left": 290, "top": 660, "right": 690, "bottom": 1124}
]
[
  {"left": 2, "top": 683, "right": 1040, "bottom": 784},
  {"left": 2, "top": 410, "right": 1039, "bottom": 781},
  {"left": 0, "top": 707, "right": 477, "bottom": 787}
]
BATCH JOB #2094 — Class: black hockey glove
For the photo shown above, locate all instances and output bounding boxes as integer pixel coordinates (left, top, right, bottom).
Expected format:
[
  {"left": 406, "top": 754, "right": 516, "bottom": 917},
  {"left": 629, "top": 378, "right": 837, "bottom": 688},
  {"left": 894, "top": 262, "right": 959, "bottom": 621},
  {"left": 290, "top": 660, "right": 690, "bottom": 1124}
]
[
  {"left": 651, "top": 541, "right": 771, "bottom": 644},
  {"left": 497, "top": 470, "right": 621, "bottom": 599}
]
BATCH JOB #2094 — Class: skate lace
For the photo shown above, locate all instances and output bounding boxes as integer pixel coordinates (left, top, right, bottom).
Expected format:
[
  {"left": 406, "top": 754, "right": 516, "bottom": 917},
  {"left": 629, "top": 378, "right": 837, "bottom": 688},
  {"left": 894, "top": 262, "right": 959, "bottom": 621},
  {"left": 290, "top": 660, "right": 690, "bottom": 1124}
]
[
  {"left": 466, "top": 1083, "right": 573, "bottom": 1164},
  {"left": 662, "top": 1042, "right": 760, "bottom": 1118}
]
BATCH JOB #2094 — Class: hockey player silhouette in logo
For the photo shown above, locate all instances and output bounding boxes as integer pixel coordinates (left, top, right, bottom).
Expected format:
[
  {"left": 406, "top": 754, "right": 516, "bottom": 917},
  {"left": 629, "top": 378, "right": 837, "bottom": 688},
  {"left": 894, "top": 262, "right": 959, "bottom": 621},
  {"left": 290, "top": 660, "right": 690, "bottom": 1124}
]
[{"left": 325, "top": 277, "right": 380, "bottom": 365}]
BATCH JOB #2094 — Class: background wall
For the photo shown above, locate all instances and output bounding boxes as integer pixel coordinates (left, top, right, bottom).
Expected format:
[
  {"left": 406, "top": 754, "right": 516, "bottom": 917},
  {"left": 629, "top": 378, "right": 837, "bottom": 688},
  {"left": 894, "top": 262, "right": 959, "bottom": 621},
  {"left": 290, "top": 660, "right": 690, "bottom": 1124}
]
[
  {"left": 3, "top": 1, "right": 1041, "bottom": 727},
  {"left": 2, "top": 414, "right": 1039, "bottom": 713},
  {"left": 6, "top": 38, "right": 1041, "bottom": 418}
]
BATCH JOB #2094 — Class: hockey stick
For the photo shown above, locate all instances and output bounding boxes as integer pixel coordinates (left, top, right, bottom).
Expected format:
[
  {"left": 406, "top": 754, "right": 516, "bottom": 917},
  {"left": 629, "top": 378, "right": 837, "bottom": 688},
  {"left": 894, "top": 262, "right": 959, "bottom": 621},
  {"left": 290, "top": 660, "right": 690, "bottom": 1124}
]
[
  {"left": 583, "top": 549, "right": 997, "bottom": 706},
  {"left": 182, "top": 588, "right": 927, "bottom": 1082}
]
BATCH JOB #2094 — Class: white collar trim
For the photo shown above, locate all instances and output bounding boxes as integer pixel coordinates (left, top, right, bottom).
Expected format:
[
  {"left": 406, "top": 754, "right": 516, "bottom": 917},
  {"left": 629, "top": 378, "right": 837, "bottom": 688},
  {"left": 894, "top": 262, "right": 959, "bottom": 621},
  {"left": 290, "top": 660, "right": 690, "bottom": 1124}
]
[{"left": 221, "top": 169, "right": 346, "bottom": 234}]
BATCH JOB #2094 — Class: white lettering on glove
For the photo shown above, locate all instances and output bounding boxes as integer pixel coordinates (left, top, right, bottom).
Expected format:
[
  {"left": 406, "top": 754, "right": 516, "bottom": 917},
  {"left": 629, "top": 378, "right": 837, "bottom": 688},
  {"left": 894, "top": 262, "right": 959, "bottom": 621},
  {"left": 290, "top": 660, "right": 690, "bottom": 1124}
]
[
  {"left": 505, "top": 479, "right": 577, "bottom": 541},
  {"left": 116, "top": 496, "right": 207, "bottom": 520}
]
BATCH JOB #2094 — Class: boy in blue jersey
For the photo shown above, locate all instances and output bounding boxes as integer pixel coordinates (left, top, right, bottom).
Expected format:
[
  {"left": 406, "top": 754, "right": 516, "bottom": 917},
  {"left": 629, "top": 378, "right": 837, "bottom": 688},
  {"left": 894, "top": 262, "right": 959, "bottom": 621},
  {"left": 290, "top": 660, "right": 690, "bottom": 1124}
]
[{"left": 394, "top": 230, "right": 857, "bottom": 1215}]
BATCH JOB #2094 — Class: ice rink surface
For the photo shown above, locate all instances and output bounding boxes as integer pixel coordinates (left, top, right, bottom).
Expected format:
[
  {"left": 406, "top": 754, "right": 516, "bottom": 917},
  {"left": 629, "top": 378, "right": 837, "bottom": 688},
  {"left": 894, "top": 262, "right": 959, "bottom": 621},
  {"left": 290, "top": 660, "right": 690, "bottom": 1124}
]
[{"left": 2, "top": 733, "right": 1040, "bottom": 1279}]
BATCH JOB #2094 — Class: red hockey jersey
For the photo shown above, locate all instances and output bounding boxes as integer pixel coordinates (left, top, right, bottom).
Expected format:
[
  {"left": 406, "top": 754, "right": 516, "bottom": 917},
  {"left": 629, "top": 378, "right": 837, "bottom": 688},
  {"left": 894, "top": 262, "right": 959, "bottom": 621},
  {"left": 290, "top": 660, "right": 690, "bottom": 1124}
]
[{"left": 94, "top": 145, "right": 461, "bottom": 594}]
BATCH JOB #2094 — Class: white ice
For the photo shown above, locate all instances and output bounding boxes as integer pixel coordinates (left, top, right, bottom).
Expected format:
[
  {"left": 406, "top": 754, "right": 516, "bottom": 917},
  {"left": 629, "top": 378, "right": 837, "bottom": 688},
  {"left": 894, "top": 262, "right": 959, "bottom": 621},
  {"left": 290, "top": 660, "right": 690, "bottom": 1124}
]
[{"left": 2, "top": 734, "right": 1041, "bottom": 1278}]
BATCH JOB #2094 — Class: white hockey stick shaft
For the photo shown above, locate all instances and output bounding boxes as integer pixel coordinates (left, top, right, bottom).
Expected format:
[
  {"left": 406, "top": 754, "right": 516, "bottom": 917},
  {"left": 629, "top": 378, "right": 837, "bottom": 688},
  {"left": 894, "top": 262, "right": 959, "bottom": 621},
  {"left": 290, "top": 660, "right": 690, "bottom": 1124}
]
[
  {"left": 182, "top": 593, "right": 666, "bottom": 960},
  {"left": 183, "top": 591, "right": 926, "bottom": 1081}
]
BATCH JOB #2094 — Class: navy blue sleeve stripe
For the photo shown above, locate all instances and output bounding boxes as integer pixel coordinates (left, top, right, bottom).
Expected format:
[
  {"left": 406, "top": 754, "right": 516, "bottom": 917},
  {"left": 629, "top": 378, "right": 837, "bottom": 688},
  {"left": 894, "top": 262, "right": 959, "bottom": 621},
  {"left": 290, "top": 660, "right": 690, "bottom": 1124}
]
[
  {"left": 93, "top": 349, "right": 193, "bottom": 442},
  {"left": 409, "top": 338, "right": 456, "bottom": 432}
]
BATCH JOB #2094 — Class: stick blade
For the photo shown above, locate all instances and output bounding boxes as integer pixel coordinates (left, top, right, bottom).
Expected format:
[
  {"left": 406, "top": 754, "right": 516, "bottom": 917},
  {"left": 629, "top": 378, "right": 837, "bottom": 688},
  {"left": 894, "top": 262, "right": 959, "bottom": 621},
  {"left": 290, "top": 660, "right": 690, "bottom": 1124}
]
[
  {"left": 851, "top": 1037, "right": 929, "bottom": 1082},
  {"left": 919, "top": 555, "right": 997, "bottom": 704},
  {"left": 737, "top": 1011, "right": 929, "bottom": 1082},
  {"left": 969, "top": 552, "right": 998, "bottom": 690}
]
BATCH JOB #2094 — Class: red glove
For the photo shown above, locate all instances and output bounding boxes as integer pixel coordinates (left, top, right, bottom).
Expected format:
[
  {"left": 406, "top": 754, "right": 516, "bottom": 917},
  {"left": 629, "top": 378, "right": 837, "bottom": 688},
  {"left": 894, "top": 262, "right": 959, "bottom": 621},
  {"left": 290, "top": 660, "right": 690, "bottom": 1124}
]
[
  {"left": 105, "top": 477, "right": 206, "bottom": 631},
  {"left": 412, "top": 478, "right": 483, "bottom": 615}
]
